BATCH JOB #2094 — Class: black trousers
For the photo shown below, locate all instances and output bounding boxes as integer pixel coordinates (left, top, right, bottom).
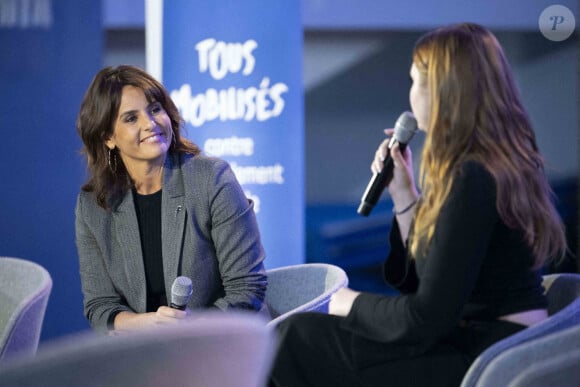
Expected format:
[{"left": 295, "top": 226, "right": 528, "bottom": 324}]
[{"left": 269, "top": 312, "right": 525, "bottom": 387}]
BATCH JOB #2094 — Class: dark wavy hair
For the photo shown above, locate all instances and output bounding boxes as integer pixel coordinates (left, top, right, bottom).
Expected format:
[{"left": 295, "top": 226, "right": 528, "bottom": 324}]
[{"left": 76, "top": 65, "right": 200, "bottom": 210}]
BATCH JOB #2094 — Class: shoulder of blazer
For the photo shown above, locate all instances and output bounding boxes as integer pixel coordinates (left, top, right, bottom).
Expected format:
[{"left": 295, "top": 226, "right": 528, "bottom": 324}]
[
  {"left": 77, "top": 190, "right": 108, "bottom": 216},
  {"left": 75, "top": 190, "right": 116, "bottom": 235},
  {"left": 178, "top": 152, "right": 228, "bottom": 172},
  {"left": 175, "top": 153, "right": 230, "bottom": 187},
  {"left": 171, "top": 154, "right": 235, "bottom": 213}
]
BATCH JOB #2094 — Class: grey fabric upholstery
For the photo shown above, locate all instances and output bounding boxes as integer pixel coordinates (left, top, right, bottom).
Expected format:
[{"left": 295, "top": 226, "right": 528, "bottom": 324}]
[
  {"left": 479, "top": 323, "right": 580, "bottom": 387},
  {"left": 461, "top": 273, "right": 580, "bottom": 387},
  {"left": 0, "top": 257, "right": 52, "bottom": 362},
  {"left": 0, "top": 311, "right": 275, "bottom": 387},
  {"left": 264, "top": 263, "right": 349, "bottom": 327},
  {"left": 510, "top": 346, "right": 580, "bottom": 387}
]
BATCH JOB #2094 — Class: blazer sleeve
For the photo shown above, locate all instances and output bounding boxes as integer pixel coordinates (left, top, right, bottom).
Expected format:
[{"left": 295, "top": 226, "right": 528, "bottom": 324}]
[
  {"left": 203, "top": 159, "right": 267, "bottom": 311},
  {"left": 75, "top": 193, "right": 132, "bottom": 332},
  {"left": 341, "top": 161, "right": 498, "bottom": 345}
]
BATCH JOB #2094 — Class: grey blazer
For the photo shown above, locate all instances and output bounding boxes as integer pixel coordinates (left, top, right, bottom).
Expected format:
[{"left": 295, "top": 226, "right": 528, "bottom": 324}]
[{"left": 75, "top": 153, "right": 267, "bottom": 332}]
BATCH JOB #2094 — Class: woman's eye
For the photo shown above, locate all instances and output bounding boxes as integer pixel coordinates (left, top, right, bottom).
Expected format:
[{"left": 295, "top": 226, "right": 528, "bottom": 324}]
[
  {"left": 124, "top": 115, "right": 137, "bottom": 123},
  {"left": 151, "top": 104, "right": 163, "bottom": 114}
]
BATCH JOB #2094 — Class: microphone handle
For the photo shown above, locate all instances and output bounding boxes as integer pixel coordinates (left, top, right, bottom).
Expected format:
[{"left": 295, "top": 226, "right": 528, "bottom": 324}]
[
  {"left": 357, "top": 142, "right": 408, "bottom": 216},
  {"left": 170, "top": 302, "right": 187, "bottom": 311}
]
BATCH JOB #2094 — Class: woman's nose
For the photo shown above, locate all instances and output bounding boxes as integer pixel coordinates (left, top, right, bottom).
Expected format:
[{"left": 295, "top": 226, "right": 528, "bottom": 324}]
[{"left": 143, "top": 115, "right": 156, "bottom": 130}]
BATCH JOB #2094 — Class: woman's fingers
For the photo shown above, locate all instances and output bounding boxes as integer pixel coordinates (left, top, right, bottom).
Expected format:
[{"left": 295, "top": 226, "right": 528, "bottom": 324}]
[
  {"left": 155, "top": 306, "right": 188, "bottom": 324},
  {"left": 371, "top": 129, "right": 395, "bottom": 173}
]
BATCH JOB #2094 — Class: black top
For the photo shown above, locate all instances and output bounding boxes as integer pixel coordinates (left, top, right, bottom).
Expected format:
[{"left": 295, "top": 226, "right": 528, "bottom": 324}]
[
  {"left": 341, "top": 161, "right": 546, "bottom": 347},
  {"left": 133, "top": 189, "right": 166, "bottom": 312}
]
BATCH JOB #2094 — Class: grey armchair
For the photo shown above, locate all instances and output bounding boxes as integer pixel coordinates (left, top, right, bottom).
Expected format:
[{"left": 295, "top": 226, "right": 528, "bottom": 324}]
[
  {"left": 0, "top": 311, "right": 275, "bottom": 387},
  {"left": 0, "top": 257, "right": 52, "bottom": 361},
  {"left": 485, "top": 323, "right": 580, "bottom": 387},
  {"left": 512, "top": 348, "right": 580, "bottom": 387},
  {"left": 461, "top": 273, "right": 580, "bottom": 387},
  {"left": 264, "top": 263, "right": 349, "bottom": 327}
]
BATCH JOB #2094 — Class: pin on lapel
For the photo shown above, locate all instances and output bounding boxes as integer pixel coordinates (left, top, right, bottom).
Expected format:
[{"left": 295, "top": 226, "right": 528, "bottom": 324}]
[{"left": 176, "top": 205, "right": 182, "bottom": 215}]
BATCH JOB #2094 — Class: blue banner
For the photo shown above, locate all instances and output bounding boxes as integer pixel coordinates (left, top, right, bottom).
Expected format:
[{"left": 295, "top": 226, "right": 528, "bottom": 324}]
[
  {"left": 160, "top": 1, "right": 304, "bottom": 268},
  {"left": 0, "top": 0, "right": 102, "bottom": 339}
]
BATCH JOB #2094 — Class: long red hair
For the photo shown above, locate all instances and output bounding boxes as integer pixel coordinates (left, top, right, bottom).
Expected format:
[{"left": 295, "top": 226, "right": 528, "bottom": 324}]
[{"left": 410, "top": 23, "right": 566, "bottom": 268}]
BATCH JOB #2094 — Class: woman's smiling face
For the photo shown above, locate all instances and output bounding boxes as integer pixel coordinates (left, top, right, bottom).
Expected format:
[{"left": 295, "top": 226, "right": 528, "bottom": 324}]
[{"left": 105, "top": 85, "right": 173, "bottom": 173}]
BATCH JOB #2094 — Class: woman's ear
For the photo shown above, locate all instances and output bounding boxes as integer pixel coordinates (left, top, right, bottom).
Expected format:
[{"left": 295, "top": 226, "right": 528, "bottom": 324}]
[{"left": 105, "top": 137, "right": 115, "bottom": 150}]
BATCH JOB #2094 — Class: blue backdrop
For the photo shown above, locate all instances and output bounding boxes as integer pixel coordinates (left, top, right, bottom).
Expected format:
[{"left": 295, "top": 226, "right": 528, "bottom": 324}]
[
  {"left": 160, "top": 1, "right": 305, "bottom": 268},
  {"left": 0, "top": 0, "right": 101, "bottom": 339}
]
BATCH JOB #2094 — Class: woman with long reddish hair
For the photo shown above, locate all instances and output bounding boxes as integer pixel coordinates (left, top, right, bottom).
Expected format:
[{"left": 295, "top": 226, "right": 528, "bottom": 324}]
[{"left": 270, "top": 23, "right": 566, "bottom": 387}]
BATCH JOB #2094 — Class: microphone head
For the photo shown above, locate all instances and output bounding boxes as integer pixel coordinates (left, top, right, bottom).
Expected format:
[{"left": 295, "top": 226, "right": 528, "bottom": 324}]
[
  {"left": 394, "top": 111, "right": 418, "bottom": 144},
  {"left": 171, "top": 276, "right": 193, "bottom": 308}
]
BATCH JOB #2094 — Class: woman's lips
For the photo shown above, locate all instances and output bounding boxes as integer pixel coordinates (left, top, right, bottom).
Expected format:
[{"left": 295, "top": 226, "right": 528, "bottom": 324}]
[{"left": 141, "top": 133, "right": 164, "bottom": 143}]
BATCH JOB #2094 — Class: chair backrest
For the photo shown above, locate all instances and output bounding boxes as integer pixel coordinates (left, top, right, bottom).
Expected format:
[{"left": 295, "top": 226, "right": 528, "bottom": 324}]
[
  {"left": 510, "top": 348, "right": 580, "bottom": 386},
  {"left": 460, "top": 273, "right": 580, "bottom": 387},
  {"left": 264, "top": 263, "right": 349, "bottom": 327},
  {"left": 0, "top": 311, "right": 276, "bottom": 387},
  {"left": 478, "top": 323, "right": 580, "bottom": 387},
  {"left": 0, "top": 257, "right": 52, "bottom": 361},
  {"left": 542, "top": 273, "right": 580, "bottom": 315}
]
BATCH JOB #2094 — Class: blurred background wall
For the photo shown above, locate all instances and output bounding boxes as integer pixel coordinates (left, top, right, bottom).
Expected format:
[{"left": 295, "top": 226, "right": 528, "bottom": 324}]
[{"left": 1, "top": 0, "right": 577, "bottom": 342}]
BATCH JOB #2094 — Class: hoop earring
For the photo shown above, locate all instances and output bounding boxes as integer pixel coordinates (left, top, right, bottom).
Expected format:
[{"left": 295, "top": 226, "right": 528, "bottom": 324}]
[{"left": 108, "top": 148, "right": 117, "bottom": 174}]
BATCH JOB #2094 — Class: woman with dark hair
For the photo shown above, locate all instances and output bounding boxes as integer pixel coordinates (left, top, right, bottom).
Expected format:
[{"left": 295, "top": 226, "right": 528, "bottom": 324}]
[
  {"left": 76, "top": 65, "right": 267, "bottom": 333},
  {"left": 270, "top": 23, "right": 567, "bottom": 386}
]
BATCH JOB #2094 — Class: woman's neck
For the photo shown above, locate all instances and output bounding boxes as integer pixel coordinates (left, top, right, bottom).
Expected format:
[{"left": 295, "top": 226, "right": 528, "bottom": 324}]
[
  {"left": 134, "top": 176, "right": 162, "bottom": 195},
  {"left": 126, "top": 159, "right": 165, "bottom": 195}
]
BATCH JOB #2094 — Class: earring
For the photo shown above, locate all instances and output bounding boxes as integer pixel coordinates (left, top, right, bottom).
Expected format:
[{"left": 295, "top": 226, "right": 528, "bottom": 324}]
[
  {"left": 171, "top": 132, "right": 177, "bottom": 148},
  {"left": 108, "top": 148, "right": 117, "bottom": 173}
]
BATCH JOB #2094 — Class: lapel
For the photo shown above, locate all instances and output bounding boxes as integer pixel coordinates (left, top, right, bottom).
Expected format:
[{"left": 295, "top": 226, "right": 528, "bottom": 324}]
[
  {"left": 113, "top": 189, "right": 146, "bottom": 312},
  {"left": 161, "top": 153, "right": 187, "bottom": 297}
]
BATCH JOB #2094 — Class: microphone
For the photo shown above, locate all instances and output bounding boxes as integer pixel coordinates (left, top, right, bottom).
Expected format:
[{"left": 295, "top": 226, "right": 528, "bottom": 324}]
[
  {"left": 357, "top": 111, "right": 418, "bottom": 216},
  {"left": 170, "top": 276, "right": 193, "bottom": 310}
]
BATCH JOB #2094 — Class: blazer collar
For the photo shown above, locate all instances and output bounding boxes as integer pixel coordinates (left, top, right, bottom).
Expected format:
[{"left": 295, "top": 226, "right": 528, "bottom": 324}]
[
  {"left": 161, "top": 153, "right": 187, "bottom": 297},
  {"left": 112, "top": 190, "right": 146, "bottom": 311},
  {"left": 112, "top": 153, "right": 188, "bottom": 311}
]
